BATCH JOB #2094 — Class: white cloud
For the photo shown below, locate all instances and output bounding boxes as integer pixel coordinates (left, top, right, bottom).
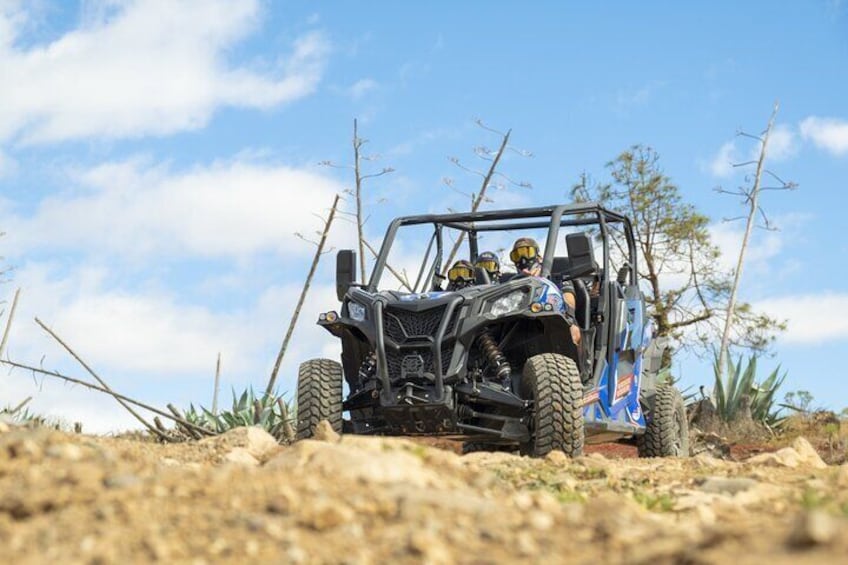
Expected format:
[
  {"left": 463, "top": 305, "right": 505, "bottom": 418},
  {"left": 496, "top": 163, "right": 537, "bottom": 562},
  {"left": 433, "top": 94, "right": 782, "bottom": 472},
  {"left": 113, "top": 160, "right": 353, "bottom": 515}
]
[
  {"left": 766, "top": 124, "right": 797, "bottom": 161},
  {"left": 6, "top": 261, "right": 339, "bottom": 375},
  {"left": 799, "top": 116, "right": 848, "bottom": 156},
  {"left": 3, "top": 156, "right": 350, "bottom": 260},
  {"left": 756, "top": 292, "right": 848, "bottom": 344},
  {"left": 0, "top": 1, "right": 330, "bottom": 144},
  {"left": 614, "top": 80, "right": 666, "bottom": 112},
  {"left": 709, "top": 221, "right": 784, "bottom": 274},
  {"left": 708, "top": 141, "right": 736, "bottom": 177},
  {"left": 0, "top": 262, "right": 343, "bottom": 431},
  {"left": 347, "top": 78, "right": 378, "bottom": 99},
  {"left": 0, "top": 148, "right": 16, "bottom": 177},
  {"left": 706, "top": 124, "right": 797, "bottom": 178}
]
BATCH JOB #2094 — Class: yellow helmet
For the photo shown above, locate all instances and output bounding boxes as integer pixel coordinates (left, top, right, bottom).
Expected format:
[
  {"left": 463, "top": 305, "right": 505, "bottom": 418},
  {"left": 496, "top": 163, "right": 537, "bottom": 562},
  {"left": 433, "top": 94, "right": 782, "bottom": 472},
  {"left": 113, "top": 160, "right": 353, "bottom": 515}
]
[{"left": 510, "top": 237, "right": 540, "bottom": 264}]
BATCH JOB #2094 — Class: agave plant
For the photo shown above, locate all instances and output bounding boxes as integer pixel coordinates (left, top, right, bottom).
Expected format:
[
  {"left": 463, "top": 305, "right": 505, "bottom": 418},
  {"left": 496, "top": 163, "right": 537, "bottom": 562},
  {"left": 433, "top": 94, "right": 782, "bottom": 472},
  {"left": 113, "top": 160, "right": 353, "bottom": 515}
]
[
  {"left": 183, "top": 387, "right": 296, "bottom": 442},
  {"left": 713, "top": 354, "right": 785, "bottom": 427}
]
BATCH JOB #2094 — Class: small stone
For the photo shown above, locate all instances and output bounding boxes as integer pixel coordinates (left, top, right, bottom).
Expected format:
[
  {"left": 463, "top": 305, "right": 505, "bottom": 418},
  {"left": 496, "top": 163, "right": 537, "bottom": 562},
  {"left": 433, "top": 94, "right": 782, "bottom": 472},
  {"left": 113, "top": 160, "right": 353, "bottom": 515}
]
[
  {"left": 791, "top": 437, "right": 828, "bottom": 469},
  {"left": 789, "top": 510, "right": 836, "bottom": 546},
  {"left": 694, "top": 504, "right": 717, "bottom": 526},
  {"left": 528, "top": 511, "right": 554, "bottom": 531},
  {"left": 46, "top": 443, "right": 84, "bottom": 461},
  {"left": 313, "top": 420, "right": 341, "bottom": 443},
  {"left": 301, "top": 501, "right": 354, "bottom": 530},
  {"left": 748, "top": 437, "right": 827, "bottom": 470},
  {"left": 9, "top": 438, "right": 43, "bottom": 459},
  {"left": 198, "top": 426, "right": 280, "bottom": 461},
  {"left": 836, "top": 463, "right": 848, "bottom": 488},
  {"left": 697, "top": 476, "right": 759, "bottom": 495},
  {"left": 223, "top": 448, "right": 259, "bottom": 466},
  {"left": 80, "top": 535, "right": 96, "bottom": 553},
  {"left": 516, "top": 531, "right": 538, "bottom": 556},
  {"left": 513, "top": 492, "right": 534, "bottom": 511},
  {"left": 245, "top": 540, "right": 259, "bottom": 557},
  {"left": 408, "top": 531, "right": 452, "bottom": 564},
  {"left": 103, "top": 473, "right": 140, "bottom": 489},
  {"left": 545, "top": 450, "right": 569, "bottom": 465}
]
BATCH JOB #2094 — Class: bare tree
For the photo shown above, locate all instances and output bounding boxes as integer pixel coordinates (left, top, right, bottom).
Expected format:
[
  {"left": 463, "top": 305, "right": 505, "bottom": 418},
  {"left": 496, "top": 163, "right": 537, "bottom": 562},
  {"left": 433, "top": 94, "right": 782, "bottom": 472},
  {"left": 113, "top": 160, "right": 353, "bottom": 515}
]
[
  {"left": 266, "top": 194, "right": 341, "bottom": 396},
  {"left": 441, "top": 120, "right": 532, "bottom": 272},
  {"left": 320, "top": 119, "right": 394, "bottom": 283},
  {"left": 716, "top": 101, "right": 796, "bottom": 378}
]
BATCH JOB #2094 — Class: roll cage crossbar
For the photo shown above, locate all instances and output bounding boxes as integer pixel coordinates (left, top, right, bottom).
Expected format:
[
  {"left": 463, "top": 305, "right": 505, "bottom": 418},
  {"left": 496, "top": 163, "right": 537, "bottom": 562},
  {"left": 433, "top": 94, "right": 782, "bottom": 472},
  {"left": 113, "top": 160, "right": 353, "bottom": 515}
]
[{"left": 367, "top": 202, "right": 636, "bottom": 292}]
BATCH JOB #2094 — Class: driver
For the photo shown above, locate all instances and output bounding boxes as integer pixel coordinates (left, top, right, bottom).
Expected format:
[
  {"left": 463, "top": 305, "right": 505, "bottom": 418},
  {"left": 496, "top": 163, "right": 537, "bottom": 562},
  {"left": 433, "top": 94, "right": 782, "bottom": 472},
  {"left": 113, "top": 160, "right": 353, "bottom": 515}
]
[
  {"left": 446, "top": 259, "right": 475, "bottom": 291},
  {"left": 510, "top": 238, "right": 582, "bottom": 346},
  {"left": 475, "top": 251, "right": 501, "bottom": 283}
]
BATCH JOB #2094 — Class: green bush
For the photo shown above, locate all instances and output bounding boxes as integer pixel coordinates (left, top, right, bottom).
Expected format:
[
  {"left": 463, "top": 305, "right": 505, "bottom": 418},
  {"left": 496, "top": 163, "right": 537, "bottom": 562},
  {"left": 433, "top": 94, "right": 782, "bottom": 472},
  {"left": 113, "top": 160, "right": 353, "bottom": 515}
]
[
  {"left": 713, "top": 354, "right": 785, "bottom": 427},
  {"left": 183, "top": 387, "right": 296, "bottom": 442}
]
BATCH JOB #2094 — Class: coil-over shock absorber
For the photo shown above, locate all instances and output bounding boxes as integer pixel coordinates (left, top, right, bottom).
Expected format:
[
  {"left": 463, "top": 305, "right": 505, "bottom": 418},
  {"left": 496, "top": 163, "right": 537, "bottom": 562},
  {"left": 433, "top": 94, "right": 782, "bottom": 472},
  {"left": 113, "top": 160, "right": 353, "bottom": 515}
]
[{"left": 477, "top": 331, "right": 511, "bottom": 389}]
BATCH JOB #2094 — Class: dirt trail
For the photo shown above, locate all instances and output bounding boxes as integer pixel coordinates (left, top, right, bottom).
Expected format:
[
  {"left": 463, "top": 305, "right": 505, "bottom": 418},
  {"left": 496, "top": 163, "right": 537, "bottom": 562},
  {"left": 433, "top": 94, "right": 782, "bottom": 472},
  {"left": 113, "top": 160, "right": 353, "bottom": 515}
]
[{"left": 1, "top": 422, "right": 847, "bottom": 564}]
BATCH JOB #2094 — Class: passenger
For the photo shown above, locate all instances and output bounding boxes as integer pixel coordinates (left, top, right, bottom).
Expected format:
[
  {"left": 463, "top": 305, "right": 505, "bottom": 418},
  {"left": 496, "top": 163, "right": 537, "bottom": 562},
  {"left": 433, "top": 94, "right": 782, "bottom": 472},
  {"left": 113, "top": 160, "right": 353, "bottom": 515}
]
[
  {"left": 510, "top": 238, "right": 582, "bottom": 346},
  {"left": 446, "top": 259, "right": 475, "bottom": 291},
  {"left": 475, "top": 251, "right": 501, "bottom": 283}
]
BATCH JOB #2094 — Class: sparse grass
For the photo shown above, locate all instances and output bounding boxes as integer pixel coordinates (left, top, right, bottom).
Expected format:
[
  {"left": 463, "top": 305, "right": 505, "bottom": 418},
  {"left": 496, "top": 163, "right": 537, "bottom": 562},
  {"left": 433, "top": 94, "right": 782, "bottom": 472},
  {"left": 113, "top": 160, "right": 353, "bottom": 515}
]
[
  {"left": 800, "top": 488, "right": 829, "bottom": 510},
  {"left": 1, "top": 399, "right": 70, "bottom": 431},
  {"left": 632, "top": 490, "right": 675, "bottom": 512}
]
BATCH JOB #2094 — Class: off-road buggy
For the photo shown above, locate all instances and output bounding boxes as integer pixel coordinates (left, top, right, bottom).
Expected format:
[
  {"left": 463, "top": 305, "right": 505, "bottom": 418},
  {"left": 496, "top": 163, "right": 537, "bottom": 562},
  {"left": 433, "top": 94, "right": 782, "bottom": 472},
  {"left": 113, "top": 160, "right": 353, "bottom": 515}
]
[{"left": 296, "top": 203, "right": 689, "bottom": 457}]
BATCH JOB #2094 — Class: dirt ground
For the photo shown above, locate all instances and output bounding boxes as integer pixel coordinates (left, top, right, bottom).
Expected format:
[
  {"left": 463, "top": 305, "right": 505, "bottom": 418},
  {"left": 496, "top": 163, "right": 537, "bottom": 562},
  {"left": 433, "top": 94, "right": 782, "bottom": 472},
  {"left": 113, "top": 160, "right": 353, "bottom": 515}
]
[{"left": 2, "top": 422, "right": 848, "bottom": 564}]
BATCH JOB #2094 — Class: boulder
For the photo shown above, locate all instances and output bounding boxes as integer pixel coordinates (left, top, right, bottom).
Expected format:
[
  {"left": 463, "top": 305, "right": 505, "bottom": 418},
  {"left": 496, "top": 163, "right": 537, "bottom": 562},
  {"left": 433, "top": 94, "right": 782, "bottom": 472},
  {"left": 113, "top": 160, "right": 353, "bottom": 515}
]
[
  {"left": 746, "top": 437, "right": 826, "bottom": 470},
  {"left": 198, "top": 426, "right": 280, "bottom": 462}
]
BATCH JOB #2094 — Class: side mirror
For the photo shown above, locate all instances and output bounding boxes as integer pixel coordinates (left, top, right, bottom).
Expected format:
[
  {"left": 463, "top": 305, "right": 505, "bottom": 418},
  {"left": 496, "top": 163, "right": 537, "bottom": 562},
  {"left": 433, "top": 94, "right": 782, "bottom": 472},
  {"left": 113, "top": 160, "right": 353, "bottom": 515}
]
[{"left": 336, "top": 250, "right": 357, "bottom": 301}]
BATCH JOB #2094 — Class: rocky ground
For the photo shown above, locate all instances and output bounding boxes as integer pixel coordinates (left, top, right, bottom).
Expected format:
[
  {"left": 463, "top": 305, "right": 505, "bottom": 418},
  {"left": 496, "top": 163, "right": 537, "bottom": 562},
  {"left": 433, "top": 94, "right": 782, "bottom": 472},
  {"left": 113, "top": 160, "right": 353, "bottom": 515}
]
[{"left": 1, "top": 420, "right": 848, "bottom": 564}]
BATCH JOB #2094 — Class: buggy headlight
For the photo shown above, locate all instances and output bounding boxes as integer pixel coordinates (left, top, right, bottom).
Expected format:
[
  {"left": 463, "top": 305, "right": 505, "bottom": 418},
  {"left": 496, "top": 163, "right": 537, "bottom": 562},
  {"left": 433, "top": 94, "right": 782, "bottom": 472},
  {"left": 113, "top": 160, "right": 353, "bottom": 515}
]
[
  {"left": 348, "top": 301, "right": 367, "bottom": 322},
  {"left": 488, "top": 290, "right": 526, "bottom": 316}
]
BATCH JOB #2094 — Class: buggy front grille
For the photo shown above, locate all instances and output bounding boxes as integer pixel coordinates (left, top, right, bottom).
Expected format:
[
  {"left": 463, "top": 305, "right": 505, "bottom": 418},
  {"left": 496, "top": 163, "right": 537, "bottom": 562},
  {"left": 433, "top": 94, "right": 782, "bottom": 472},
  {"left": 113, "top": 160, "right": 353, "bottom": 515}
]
[{"left": 383, "top": 306, "right": 446, "bottom": 343}]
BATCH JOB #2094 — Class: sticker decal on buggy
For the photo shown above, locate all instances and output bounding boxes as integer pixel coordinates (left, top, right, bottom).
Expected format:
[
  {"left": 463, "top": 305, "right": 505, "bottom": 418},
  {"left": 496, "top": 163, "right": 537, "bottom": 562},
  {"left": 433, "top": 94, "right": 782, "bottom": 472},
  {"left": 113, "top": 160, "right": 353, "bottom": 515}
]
[{"left": 614, "top": 373, "right": 634, "bottom": 401}]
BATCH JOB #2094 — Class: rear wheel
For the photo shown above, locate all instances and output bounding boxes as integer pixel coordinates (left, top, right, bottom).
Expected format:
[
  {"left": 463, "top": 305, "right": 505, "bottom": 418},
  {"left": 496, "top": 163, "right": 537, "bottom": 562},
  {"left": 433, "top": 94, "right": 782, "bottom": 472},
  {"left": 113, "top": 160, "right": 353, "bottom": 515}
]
[
  {"left": 637, "top": 384, "right": 689, "bottom": 457},
  {"left": 296, "top": 359, "right": 343, "bottom": 440},
  {"left": 520, "top": 353, "right": 584, "bottom": 458}
]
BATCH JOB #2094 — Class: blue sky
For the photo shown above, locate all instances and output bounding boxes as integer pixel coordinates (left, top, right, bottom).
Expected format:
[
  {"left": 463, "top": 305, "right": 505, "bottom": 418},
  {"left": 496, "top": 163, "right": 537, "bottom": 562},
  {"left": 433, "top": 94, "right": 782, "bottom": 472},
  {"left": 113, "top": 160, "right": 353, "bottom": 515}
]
[{"left": 1, "top": 1, "right": 847, "bottom": 430}]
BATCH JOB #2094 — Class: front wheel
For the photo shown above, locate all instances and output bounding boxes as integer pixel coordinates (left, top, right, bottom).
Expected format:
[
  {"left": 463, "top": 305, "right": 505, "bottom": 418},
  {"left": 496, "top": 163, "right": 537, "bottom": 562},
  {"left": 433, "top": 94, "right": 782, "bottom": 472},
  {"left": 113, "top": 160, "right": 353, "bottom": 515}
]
[
  {"left": 637, "top": 384, "right": 689, "bottom": 457},
  {"left": 295, "top": 358, "right": 343, "bottom": 440},
  {"left": 520, "top": 353, "right": 584, "bottom": 458}
]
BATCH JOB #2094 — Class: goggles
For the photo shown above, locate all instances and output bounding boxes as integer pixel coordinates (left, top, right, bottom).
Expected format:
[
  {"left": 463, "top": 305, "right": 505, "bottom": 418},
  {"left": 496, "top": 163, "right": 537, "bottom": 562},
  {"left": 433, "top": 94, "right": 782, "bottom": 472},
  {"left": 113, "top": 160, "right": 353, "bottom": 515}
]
[
  {"left": 475, "top": 259, "right": 498, "bottom": 273},
  {"left": 509, "top": 245, "right": 538, "bottom": 264},
  {"left": 447, "top": 265, "right": 474, "bottom": 282}
]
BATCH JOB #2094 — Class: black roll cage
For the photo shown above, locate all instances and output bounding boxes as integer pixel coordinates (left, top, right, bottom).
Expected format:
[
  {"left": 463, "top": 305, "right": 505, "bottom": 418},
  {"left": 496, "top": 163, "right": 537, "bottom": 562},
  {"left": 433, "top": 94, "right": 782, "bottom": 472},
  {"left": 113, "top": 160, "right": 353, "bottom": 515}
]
[{"left": 367, "top": 202, "right": 637, "bottom": 292}]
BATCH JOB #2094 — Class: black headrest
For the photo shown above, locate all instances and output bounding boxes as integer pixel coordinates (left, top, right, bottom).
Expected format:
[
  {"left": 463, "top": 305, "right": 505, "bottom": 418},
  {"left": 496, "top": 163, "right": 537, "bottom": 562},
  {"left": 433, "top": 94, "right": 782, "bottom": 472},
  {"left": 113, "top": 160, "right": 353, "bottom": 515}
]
[
  {"left": 550, "top": 256, "right": 572, "bottom": 285},
  {"left": 565, "top": 232, "right": 598, "bottom": 278},
  {"left": 474, "top": 266, "right": 491, "bottom": 285}
]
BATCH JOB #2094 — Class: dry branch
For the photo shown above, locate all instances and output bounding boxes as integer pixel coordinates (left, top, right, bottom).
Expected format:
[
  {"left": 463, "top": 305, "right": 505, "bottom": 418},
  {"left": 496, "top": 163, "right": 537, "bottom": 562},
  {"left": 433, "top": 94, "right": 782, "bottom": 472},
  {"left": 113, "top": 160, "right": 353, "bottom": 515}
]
[
  {"left": 442, "top": 129, "right": 511, "bottom": 272},
  {"left": 212, "top": 352, "right": 221, "bottom": 416},
  {"left": 168, "top": 403, "right": 201, "bottom": 440},
  {"left": 34, "top": 317, "right": 169, "bottom": 442},
  {"left": 0, "top": 359, "right": 213, "bottom": 436},
  {"left": 0, "top": 288, "right": 20, "bottom": 360},
  {"left": 717, "top": 102, "right": 782, "bottom": 378},
  {"left": 363, "top": 238, "right": 412, "bottom": 291},
  {"left": 266, "top": 193, "right": 341, "bottom": 396}
]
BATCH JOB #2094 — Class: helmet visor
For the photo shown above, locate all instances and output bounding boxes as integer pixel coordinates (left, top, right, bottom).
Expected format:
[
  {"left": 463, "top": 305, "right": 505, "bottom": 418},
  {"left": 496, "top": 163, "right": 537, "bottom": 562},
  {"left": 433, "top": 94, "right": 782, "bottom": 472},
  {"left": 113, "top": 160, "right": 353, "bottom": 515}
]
[
  {"left": 475, "top": 259, "right": 498, "bottom": 273},
  {"left": 447, "top": 265, "right": 474, "bottom": 282},
  {"left": 509, "top": 245, "right": 538, "bottom": 264}
]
